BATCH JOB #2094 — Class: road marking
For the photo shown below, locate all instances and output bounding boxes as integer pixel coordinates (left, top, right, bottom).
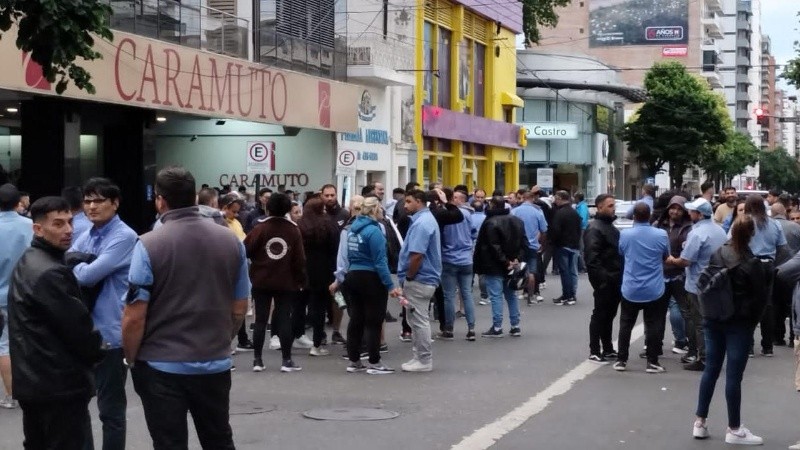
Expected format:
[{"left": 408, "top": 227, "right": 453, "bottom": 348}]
[{"left": 451, "top": 323, "right": 645, "bottom": 450}]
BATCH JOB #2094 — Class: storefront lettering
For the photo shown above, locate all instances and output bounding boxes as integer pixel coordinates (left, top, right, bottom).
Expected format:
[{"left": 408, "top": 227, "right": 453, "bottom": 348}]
[
  {"left": 358, "top": 151, "right": 378, "bottom": 161},
  {"left": 219, "top": 173, "right": 309, "bottom": 188},
  {"left": 114, "top": 39, "right": 288, "bottom": 121},
  {"left": 339, "top": 128, "right": 389, "bottom": 145},
  {"left": 531, "top": 126, "right": 568, "bottom": 137}
]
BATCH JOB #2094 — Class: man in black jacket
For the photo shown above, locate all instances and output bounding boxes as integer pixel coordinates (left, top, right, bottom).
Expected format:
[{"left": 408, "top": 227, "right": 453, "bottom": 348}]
[
  {"left": 8, "top": 196, "right": 105, "bottom": 449},
  {"left": 474, "top": 196, "right": 527, "bottom": 338},
  {"left": 550, "top": 191, "right": 582, "bottom": 305},
  {"left": 583, "top": 194, "right": 622, "bottom": 363}
]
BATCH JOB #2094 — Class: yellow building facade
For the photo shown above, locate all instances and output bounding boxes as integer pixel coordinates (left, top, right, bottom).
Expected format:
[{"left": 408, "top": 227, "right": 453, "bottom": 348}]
[{"left": 413, "top": 0, "right": 524, "bottom": 192}]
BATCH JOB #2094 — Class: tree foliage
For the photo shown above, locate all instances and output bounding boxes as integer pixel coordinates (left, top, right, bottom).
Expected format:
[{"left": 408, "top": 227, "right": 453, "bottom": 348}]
[
  {"left": 759, "top": 147, "right": 800, "bottom": 193},
  {"left": 700, "top": 131, "right": 760, "bottom": 187},
  {"left": 618, "top": 62, "right": 728, "bottom": 188},
  {"left": 522, "top": 0, "right": 572, "bottom": 45},
  {"left": 0, "top": 0, "right": 113, "bottom": 94}
]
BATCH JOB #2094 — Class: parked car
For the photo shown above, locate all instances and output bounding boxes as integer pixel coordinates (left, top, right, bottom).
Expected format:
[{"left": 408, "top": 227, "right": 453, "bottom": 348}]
[{"left": 614, "top": 200, "right": 634, "bottom": 230}]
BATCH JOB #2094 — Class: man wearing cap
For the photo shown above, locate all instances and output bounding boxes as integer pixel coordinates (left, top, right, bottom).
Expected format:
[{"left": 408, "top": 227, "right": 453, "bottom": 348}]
[
  {"left": 666, "top": 197, "right": 727, "bottom": 371},
  {"left": 0, "top": 184, "right": 33, "bottom": 409}
]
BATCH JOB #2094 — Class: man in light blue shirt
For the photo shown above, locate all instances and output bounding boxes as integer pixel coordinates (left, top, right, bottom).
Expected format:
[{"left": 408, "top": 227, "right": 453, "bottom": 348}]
[
  {"left": 625, "top": 183, "right": 656, "bottom": 219},
  {"left": 511, "top": 190, "right": 548, "bottom": 304},
  {"left": 0, "top": 183, "right": 33, "bottom": 409},
  {"left": 69, "top": 178, "right": 137, "bottom": 449},
  {"left": 440, "top": 190, "right": 476, "bottom": 340},
  {"left": 615, "top": 203, "right": 670, "bottom": 373},
  {"left": 397, "top": 190, "right": 441, "bottom": 372},
  {"left": 667, "top": 197, "right": 727, "bottom": 370}
]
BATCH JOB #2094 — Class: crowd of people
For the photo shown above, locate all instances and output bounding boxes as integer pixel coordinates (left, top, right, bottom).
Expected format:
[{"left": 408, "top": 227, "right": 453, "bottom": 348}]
[{"left": 1, "top": 169, "right": 799, "bottom": 448}]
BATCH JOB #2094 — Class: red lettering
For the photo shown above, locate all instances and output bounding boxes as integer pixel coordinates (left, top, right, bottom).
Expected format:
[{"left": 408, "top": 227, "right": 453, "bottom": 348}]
[
  {"left": 209, "top": 59, "right": 234, "bottom": 114},
  {"left": 114, "top": 38, "right": 137, "bottom": 101},
  {"left": 258, "top": 69, "right": 272, "bottom": 119},
  {"left": 272, "top": 73, "right": 287, "bottom": 121},
  {"left": 162, "top": 49, "right": 184, "bottom": 107},
  {"left": 184, "top": 55, "right": 207, "bottom": 110},
  {"left": 135, "top": 45, "right": 161, "bottom": 104},
  {"left": 235, "top": 65, "right": 253, "bottom": 117}
]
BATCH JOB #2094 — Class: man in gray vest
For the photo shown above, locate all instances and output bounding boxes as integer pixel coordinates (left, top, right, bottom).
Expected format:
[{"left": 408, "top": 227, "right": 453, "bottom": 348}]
[{"left": 122, "top": 166, "right": 250, "bottom": 449}]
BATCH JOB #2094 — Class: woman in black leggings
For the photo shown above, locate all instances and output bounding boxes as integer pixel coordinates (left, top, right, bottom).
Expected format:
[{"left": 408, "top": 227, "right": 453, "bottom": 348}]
[
  {"left": 244, "top": 193, "right": 307, "bottom": 373},
  {"left": 340, "top": 197, "right": 401, "bottom": 374}
]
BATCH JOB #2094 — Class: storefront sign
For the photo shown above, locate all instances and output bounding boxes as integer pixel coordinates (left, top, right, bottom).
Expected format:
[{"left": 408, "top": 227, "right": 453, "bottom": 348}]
[
  {"left": 521, "top": 122, "right": 579, "bottom": 140},
  {"left": 246, "top": 141, "right": 275, "bottom": 174},
  {"left": 219, "top": 173, "right": 309, "bottom": 189},
  {"left": 662, "top": 46, "right": 688, "bottom": 57},
  {"left": 2, "top": 26, "right": 362, "bottom": 132}
]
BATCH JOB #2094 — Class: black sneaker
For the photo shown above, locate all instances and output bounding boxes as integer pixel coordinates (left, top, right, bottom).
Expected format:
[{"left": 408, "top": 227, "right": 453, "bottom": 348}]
[
  {"left": 280, "top": 360, "right": 302, "bottom": 372},
  {"left": 509, "top": 327, "right": 522, "bottom": 337},
  {"left": 612, "top": 361, "right": 627, "bottom": 371},
  {"left": 588, "top": 354, "right": 608, "bottom": 364},
  {"left": 466, "top": 330, "right": 476, "bottom": 341},
  {"left": 761, "top": 349, "right": 774, "bottom": 357},
  {"left": 347, "top": 361, "right": 366, "bottom": 373},
  {"left": 603, "top": 350, "right": 618, "bottom": 360},
  {"left": 437, "top": 331, "right": 455, "bottom": 340},
  {"left": 639, "top": 350, "right": 648, "bottom": 359},
  {"left": 552, "top": 296, "right": 566, "bottom": 305},
  {"left": 380, "top": 343, "right": 389, "bottom": 353},
  {"left": 684, "top": 360, "right": 705, "bottom": 371},
  {"left": 481, "top": 327, "right": 504, "bottom": 338},
  {"left": 366, "top": 363, "right": 395, "bottom": 375},
  {"left": 398, "top": 332, "right": 412, "bottom": 342},
  {"left": 564, "top": 297, "right": 577, "bottom": 306},
  {"left": 646, "top": 362, "right": 666, "bottom": 373},
  {"left": 748, "top": 348, "right": 755, "bottom": 358},
  {"left": 331, "top": 331, "right": 346, "bottom": 345},
  {"left": 236, "top": 340, "right": 255, "bottom": 351},
  {"left": 252, "top": 358, "right": 265, "bottom": 372},
  {"left": 680, "top": 354, "right": 698, "bottom": 364},
  {"left": 385, "top": 311, "right": 398, "bottom": 323}
]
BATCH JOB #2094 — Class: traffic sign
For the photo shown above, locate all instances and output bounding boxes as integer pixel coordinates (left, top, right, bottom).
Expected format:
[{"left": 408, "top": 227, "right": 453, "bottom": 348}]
[
  {"left": 336, "top": 149, "right": 356, "bottom": 176},
  {"left": 246, "top": 141, "right": 275, "bottom": 174}
]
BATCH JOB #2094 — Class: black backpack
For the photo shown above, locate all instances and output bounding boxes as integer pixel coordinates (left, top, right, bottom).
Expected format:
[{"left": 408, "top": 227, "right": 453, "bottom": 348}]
[
  {"left": 697, "top": 259, "right": 736, "bottom": 322},
  {"left": 698, "top": 248, "right": 771, "bottom": 322}
]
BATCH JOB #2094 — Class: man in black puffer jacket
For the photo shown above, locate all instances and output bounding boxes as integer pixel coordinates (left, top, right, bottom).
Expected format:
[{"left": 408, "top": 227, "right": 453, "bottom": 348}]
[
  {"left": 583, "top": 194, "right": 623, "bottom": 363},
  {"left": 550, "top": 190, "right": 583, "bottom": 305},
  {"left": 8, "top": 197, "right": 105, "bottom": 449},
  {"left": 474, "top": 196, "right": 528, "bottom": 338}
]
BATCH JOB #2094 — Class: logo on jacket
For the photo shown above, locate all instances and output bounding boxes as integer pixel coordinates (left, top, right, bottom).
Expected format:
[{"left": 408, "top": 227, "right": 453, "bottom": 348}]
[
  {"left": 357, "top": 90, "right": 376, "bottom": 122},
  {"left": 266, "top": 237, "right": 288, "bottom": 260}
]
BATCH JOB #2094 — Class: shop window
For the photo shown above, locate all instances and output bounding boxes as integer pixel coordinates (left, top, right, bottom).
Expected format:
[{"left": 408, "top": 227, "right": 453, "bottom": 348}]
[
  {"left": 438, "top": 28, "right": 452, "bottom": 108},
  {"left": 503, "top": 107, "right": 513, "bottom": 124},
  {"left": 423, "top": 137, "right": 434, "bottom": 151},
  {"left": 473, "top": 144, "right": 486, "bottom": 156},
  {"left": 474, "top": 43, "right": 485, "bottom": 117},
  {"left": 423, "top": 21, "right": 435, "bottom": 105},
  {"left": 437, "top": 139, "right": 452, "bottom": 153},
  {"left": 458, "top": 38, "right": 472, "bottom": 113}
]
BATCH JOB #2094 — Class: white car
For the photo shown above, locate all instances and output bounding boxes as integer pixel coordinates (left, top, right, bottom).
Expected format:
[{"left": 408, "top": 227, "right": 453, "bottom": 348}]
[{"left": 613, "top": 200, "right": 635, "bottom": 230}]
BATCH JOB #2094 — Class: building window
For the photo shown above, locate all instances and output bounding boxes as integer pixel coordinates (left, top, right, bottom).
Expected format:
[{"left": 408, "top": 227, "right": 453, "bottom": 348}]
[
  {"left": 474, "top": 42, "right": 485, "bottom": 117},
  {"left": 438, "top": 28, "right": 452, "bottom": 108},
  {"left": 458, "top": 38, "right": 472, "bottom": 112},
  {"left": 423, "top": 21, "right": 435, "bottom": 105},
  {"left": 736, "top": 101, "right": 749, "bottom": 110}
]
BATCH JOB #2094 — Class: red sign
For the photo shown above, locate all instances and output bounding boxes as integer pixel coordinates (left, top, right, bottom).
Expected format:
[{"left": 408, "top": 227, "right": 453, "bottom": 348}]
[
  {"left": 22, "top": 53, "right": 51, "bottom": 91},
  {"left": 318, "top": 82, "right": 331, "bottom": 129},
  {"left": 662, "top": 46, "right": 688, "bottom": 57},
  {"left": 646, "top": 26, "right": 684, "bottom": 41}
]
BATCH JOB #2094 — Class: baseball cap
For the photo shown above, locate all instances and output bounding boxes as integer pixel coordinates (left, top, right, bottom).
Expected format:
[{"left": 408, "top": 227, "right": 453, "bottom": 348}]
[{"left": 685, "top": 198, "right": 713, "bottom": 217}]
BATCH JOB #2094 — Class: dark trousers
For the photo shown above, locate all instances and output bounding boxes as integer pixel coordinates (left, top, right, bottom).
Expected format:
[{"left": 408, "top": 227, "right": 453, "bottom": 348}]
[
  {"left": 305, "top": 288, "right": 331, "bottom": 347},
  {"left": 658, "top": 280, "right": 690, "bottom": 352},
  {"left": 291, "top": 292, "right": 308, "bottom": 339},
  {"left": 695, "top": 320, "right": 754, "bottom": 428},
  {"left": 21, "top": 397, "right": 92, "bottom": 450},
  {"left": 236, "top": 322, "right": 249, "bottom": 346},
  {"left": 93, "top": 348, "right": 128, "bottom": 450},
  {"left": 687, "top": 293, "right": 706, "bottom": 361},
  {"left": 252, "top": 289, "right": 297, "bottom": 361},
  {"left": 433, "top": 285, "right": 445, "bottom": 331},
  {"left": 617, "top": 295, "right": 669, "bottom": 363},
  {"left": 588, "top": 285, "right": 621, "bottom": 356},
  {"left": 401, "top": 308, "right": 412, "bottom": 334},
  {"left": 773, "top": 278, "right": 792, "bottom": 343},
  {"left": 345, "top": 271, "right": 388, "bottom": 364},
  {"left": 131, "top": 363, "right": 234, "bottom": 450}
]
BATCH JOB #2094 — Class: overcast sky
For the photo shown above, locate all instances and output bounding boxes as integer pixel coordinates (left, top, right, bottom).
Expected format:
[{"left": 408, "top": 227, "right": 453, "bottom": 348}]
[{"left": 762, "top": 0, "right": 799, "bottom": 94}]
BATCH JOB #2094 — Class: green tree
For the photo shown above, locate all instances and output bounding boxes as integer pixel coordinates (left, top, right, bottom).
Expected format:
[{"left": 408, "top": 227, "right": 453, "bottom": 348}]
[
  {"left": 522, "top": 0, "right": 572, "bottom": 45},
  {"left": 618, "top": 62, "right": 728, "bottom": 188},
  {"left": 700, "top": 131, "right": 760, "bottom": 188},
  {"left": 759, "top": 147, "right": 800, "bottom": 192},
  {"left": 0, "top": 0, "right": 113, "bottom": 94}
]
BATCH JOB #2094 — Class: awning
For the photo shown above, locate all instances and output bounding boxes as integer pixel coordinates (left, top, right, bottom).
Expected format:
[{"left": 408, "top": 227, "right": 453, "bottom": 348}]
[{"left": 500, "top": 91, "right": 524, "bottom": 108}]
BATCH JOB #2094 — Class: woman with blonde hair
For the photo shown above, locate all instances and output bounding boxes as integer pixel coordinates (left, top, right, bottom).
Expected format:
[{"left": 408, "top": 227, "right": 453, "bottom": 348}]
[
  {"left": 693, "top": 215, "right": 769, "bottom": 445},
  {"left": 332, "top": 196, "right": 401, "bottom": 374}
]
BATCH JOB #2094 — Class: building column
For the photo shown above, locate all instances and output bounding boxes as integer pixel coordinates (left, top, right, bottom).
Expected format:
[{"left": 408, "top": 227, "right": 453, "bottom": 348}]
[{"left": 20, "top": 98, "right": 71, "bottom": 200}]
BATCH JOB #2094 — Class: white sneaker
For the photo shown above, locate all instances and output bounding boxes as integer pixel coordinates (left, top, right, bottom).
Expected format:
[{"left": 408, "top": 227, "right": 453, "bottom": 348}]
[
  {"left": 788, "top": 441, "right": 800, "bottom": 450},
  {"left": 293, "top": 335, "right": 313, "bottom": 349},
  {"left": 309, "top": 346, "right": 330, "bottom": 356},
  {"left": 693, "top": 420, "right": 709, "bottom": 439},
  {"left": 401, "top": 359, "right": 432, "bottom": 372},
  {"left": 725, "top": 427, "right": 763, "bottom": 445},
  {"left": 269, "top": 335, "right": 281, "bottom": 350},
  {"left": 540, "top": 282, "right": 547, "bottom": 290},
  {"left": 0, "top": 396, "right": 17, "bottom": 409}
]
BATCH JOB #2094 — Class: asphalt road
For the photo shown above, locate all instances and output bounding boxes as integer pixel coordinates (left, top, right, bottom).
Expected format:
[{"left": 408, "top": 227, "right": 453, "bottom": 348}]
[{"left": 0, "top": 274, "right": 798, "bottom": 449}]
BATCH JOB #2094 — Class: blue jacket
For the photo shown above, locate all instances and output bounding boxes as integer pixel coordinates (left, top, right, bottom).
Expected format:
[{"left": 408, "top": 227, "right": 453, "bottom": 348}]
[
  {"left": 346, "top": 216, "right": 395, "bottom": 290},
  {"left": 576, "top": 201, "right": 589, "bottom": 230},
  {"left": 442, "top": 206, "right": 474, "bottom": 266}
]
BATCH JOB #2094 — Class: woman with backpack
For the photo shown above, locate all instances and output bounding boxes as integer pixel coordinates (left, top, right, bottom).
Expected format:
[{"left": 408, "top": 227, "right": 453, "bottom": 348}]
[{"left": 692, "top": 215, "right": 768, "bottom": 445}]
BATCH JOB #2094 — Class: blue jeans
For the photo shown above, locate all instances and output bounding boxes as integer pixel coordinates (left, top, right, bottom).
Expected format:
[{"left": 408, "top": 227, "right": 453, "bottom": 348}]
[
  {"left": 695, "top": 321, "right": 754, "bottom": 428},
  {"left": 669, "top": 297, "right": 687, "bottom": 344},
  {"left": 441, "top": 263, "right": 476, "bottom": 330},
  {"left": 90, "top": 348, "right": 128, "bottom": 450},
  {"left": 555, "top": 247, "right": 579, "bottom": 299},
  {"left": 484, "top": 275, "right": 520, "bottom": 329}
]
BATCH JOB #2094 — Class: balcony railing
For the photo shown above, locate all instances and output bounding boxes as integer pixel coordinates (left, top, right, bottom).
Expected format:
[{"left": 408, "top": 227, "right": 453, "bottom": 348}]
[
  {"left": 106, "top": 0, "right": 250, "bottom": 59},
  {"left": 347, "top": 35, "right": 415, "bottom": 72}
]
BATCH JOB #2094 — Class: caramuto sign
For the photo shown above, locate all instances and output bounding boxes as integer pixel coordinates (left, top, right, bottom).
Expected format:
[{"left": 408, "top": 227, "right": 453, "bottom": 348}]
[{"left": 520, "top": 122, "right": 579, "bottom": 140}]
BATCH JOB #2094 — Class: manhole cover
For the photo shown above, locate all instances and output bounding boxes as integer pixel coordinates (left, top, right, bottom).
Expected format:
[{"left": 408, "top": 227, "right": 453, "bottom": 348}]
[
  {"left": 230, "top": 402, "right": 276, "bottom": 416},
  {"left": 302, "top": 407, "right": 400, "bottom": 421}
]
